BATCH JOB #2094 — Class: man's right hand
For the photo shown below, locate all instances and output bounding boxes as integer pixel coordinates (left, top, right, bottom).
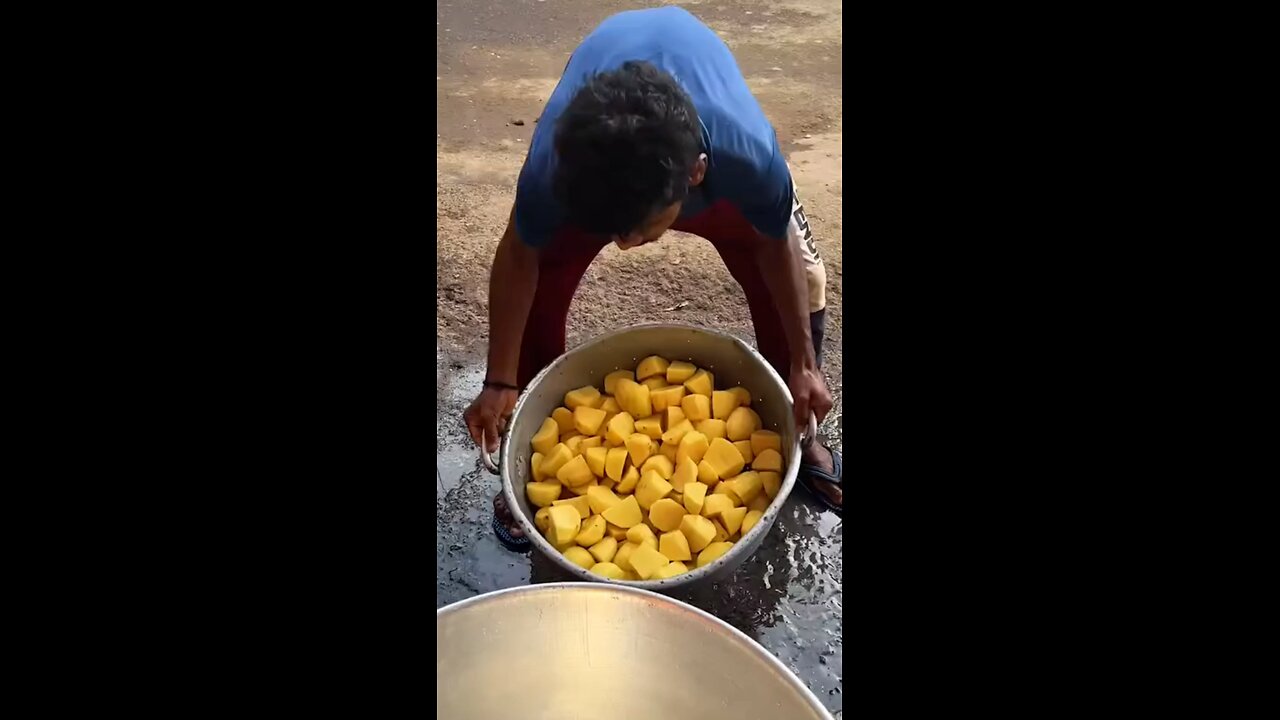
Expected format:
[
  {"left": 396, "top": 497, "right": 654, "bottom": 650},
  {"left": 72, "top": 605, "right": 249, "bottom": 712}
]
[{"left": 465, "top": 386, "right": 519, "bottom": 452}]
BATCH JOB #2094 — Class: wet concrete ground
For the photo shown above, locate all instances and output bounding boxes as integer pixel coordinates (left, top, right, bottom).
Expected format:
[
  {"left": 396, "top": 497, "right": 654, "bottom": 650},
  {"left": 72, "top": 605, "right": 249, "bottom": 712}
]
[{"left": 436, "top": 357, "right": 843, "bottom": 714}]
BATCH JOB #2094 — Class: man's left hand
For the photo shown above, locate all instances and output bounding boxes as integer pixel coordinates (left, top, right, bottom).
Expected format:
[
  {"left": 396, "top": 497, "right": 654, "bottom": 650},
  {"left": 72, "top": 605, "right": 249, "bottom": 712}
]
[{"left": 789, "top": 363, "right": 833, "bottom": 429}]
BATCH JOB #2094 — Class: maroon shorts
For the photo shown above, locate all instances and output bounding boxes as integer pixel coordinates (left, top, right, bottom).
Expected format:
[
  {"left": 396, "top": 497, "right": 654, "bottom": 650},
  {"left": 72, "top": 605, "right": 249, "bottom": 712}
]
[{"left": 516, "top": 200, "right": 808, "bottom": 387}]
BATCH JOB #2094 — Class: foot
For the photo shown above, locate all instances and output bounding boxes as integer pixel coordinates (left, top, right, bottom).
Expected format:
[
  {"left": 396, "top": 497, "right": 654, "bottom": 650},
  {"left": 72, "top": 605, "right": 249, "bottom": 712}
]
[
  {"left": 493, "top": 493, "right": 526, "bottom": 539},
  {"left": 800, "top": 442, "right": 842, "bottom": 508}
]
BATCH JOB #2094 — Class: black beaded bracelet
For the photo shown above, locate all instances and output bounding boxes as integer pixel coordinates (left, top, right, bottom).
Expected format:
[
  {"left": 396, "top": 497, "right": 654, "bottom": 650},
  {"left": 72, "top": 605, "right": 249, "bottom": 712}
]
[{"left": 484, "top": 379, "right": 520, "bottom": 391}]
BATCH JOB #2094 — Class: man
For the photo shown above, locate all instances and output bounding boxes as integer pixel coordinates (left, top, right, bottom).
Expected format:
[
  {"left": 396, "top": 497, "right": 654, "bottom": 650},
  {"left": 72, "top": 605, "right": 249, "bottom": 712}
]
[{"left": 462, "top": 7, "right": 842, "bottom": 550}]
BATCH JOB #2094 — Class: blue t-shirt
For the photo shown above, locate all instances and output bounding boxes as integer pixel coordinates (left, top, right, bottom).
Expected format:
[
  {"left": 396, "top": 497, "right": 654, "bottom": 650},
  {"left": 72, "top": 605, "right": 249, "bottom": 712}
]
[{"left": 515, "top": 7, "right": 793, "bottom": 247}]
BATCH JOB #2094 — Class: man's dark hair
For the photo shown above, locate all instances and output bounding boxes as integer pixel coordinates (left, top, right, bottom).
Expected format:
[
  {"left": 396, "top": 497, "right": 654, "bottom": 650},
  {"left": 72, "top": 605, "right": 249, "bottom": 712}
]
[{"left": 553, "top": 61, "right": 701, "bottom": 235}]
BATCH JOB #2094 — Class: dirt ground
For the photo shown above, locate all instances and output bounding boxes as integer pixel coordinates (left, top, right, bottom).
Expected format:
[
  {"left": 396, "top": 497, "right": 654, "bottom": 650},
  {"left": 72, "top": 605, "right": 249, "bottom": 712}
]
[{"left": 437, "top": 0, "right": 842, "bottom": 713}]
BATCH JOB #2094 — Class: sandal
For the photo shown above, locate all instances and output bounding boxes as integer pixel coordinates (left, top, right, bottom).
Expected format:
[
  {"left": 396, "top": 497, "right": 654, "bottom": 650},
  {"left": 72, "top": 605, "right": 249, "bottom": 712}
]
[
  {"left": 491, "top": 494, "right": 531, "bottom": 552},
  {"left": 798, "top": 445, "right": 843, "bottom": 516}
]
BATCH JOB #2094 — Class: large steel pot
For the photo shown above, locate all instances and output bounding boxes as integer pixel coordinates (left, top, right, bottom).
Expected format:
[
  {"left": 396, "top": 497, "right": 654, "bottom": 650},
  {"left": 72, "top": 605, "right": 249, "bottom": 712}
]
[
  {"left": 437, "top": 583, "right": 833, "bottom": 719},
  {"left": 481, "top": 323, "right": 812, "bottom": 590}
]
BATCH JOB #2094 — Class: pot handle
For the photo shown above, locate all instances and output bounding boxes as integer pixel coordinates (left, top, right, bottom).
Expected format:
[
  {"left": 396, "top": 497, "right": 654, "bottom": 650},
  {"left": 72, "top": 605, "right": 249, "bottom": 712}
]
[
  {"left": 799, "top": 411, "right": 818, "bottom": 449},
  {"left": 479, "top": 430, "right": 501, "bottom": 475}
]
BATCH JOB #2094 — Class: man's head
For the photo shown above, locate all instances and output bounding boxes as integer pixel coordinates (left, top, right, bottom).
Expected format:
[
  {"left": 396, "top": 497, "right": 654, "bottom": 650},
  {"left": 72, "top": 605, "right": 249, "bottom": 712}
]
[{"left": 553, "top": 61, "right": 707, "bottom": 249}]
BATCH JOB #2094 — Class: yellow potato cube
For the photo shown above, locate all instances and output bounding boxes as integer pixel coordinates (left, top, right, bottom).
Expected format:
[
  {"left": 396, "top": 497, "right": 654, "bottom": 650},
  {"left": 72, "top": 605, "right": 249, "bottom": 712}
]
[
  {"left": 573, "top": 405, "right": 607, "bottom": 436},
  {"left": 624, "top": 571, "right": 640, "bottom": 581},
  {"left": 670, "top": 491, "right": 683, "bottom": 507},
  {"left": 750, "top": 430, "right": 781, "bottom": 456},
  {"left": 683, "top": 369, "right": 714, "bottom": 397},
  {"left": 567, "top": 481, "right": 597, "bottom": 496},
  {"left": 547, "top": 505, "right": 582, "bottom": 546},
  {"left": 616, "top": 465, "right": 640, "bottom": 494},
  {"left": 681, "top": 394, "right": 711, "bottom": 422},
  {"left": 580, "top": 436, "right": 602, "bottom": 452},
  {"left": 651, "top": 385, "right": 686, "bottom": 413},
  {"left": 729, "top": 386, "right": 752, "bottom": 407},
  {"left": 759, "top": 471, "right": 782, "bottom": 498},
  {"left": 713, "top": 482, "right": 742, "bottom": 506},
  {"left": 665, "top": 406, "right": 686, "bottom": 429},
  {"left": 626, "top": 523, "right": 658, "bottom": 550},
  {"left": 630, "top": 544, "right": 671, "bottom": 580},
  {"left": 615, "top": 378, "right": 652, "bottom": 418},
  {"left": 634, "top": 415, "right": 663, "bottom": 439},
  {"left": 605, "top": 523, "right": 628, "bottom": 542},
  {"left": 600, "top": 477, "right": 616, "bottom": 491},
  {"left": 541, "top": 443, "right": 573, "bottom": 477},
  {"left": 711, "top": 520, "right": 730, "bottom": 544},
  {"left": 531, "top": 417, "right": 559, "bottom": 454},
  {"left": 563, "top": 546, "right": 595, "bottom": 570},
  {"left": 641, "top": 455, "right": 674, "bottom": 480},
  {"left": 552, "top": 495, "right": 591, "bottom": 519},
  {"left": 696, "top": 419, "right": 728, "bottom": 441},
  {"left": 747, "top": 493, "right": 770, "bottom": 512},
  {"left": 588, "top": 536, "right": 618, "bottom": 563},
  {"left": 586, "top": 485, "right": 621, "bottom": 514},
  {"left": 733, "top": 440, "right": 754, "bottom": 464},
  {"left": 604, "top": 370, "right": 634, "bottom": 395},
  {"left": 697, "top": 460, "right": 720, "bottom": 487},
  {"left": 679, "top": 514, "right": 716, "bottom": 553},
  {"left": 614, "top": 541, "right": 639, "bottom": 571},
  {"left": 636, "top": 355, "right": 670, "bottom": 381},
  {"left": 641, "top": 377, "right": 668, "bottom": 391},
  {"left": 557, "top": 455, "right": 594, "bottom": 487},
  {"left": 697, "top": 542, "right": 734, "bottom": 568},
  {"left": 531, "top": 452, "right": 545, "bottom": 481},
  {"left": 626, "top": 432, "right": 652, "bottom": 466},
  {"left": 534, "top": 506, "right": 551, "bottom": 532},
  {"left": 564, "top": 435, "right": 585, "bottom": 456},
  {"left": 676, "top": 431, "right": 709, "bottom": 466},
  {"left": 666, "top": 360, "right": 696, "bottom": 384},
  {"left": 661, "top": 418, "right": 694, "bottom": 445},
  {"left": 599, "top": 395, "right": 621, "bottom": 415},
  {"left": 575, "top": 514, "right": 607, "bottom": 546},
  {"left": 648, "top": 498, "right": 685, "bottom": 532},
  {"left": 602, "top": 495, "right": 642, "bottom": 528},
  {"left": 670, "top": 456, "right": 698, "bottom": 493},
  {"left": 726, "top": 471, "right": 763, "bottom": 503},
  {"left": 585, "top": 446, "right": 609, "bottom": 478},
  {"left": 551, "top": 407, "right": 575, "bottom": 434},
  {"left": 712, "top": 390, "right": 740, "bottom": 420},
  {"left": 605, "top": 411, "right": 634, "bottom": 446},
  {"left": 658, "top": 530, "right": 692, "bottom": 561},
  {"left": 741, "top": 510, "right": 764, "bottom": 536},
  {"left": 590, "top": 562, "right": 626, "bottom": 579},
  {"left": 660, "top": 442, "right": 679, "bottom": 464},
  {"left": 565, "top": 385, "right": 601, "bottom": 410},
  {"left": 526, "top": 481, "right": 562, "bottom": 508},
  {"left": 682, "top": 481, "right": 708, "bottom": 515},
  {"left": 720, "top": 506, "right": 748, "bottom": 536},
  {"left": 605, "top": 447, "right": 629, "bottom": 482},
  {"left": 704, "top": 438, "right": 745, "bottom": 478},
  {"left": 701, "top": 493, "right": 736, "bottom": 519},
  {"left": 753, "top": 449, "right": 783, "bottom": 473},
  {"left": 635, "top": 471, "right": 673, "bottom": 510},
  {"left": 653, "top": 561, "right": 689, "bottom": 578},
  {"left": 725, "top": 406, "right": 761, "bottom": 442}
]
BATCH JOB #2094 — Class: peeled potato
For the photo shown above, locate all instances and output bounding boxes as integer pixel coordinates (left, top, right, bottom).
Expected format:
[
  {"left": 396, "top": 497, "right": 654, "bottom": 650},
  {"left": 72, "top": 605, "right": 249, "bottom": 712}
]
[
  {"left": 696, "top": 419, "right": 728, "bottom": 441},
  {"left": 552, "top": 407, "right": 575, "bottom": 434},
  {"left": 666, "top": 361, "right": 696, "bottom": 384},
  {"left": 531, "top": 452, "right": 545, "bottom": 481},
  {"left": 681, "top": 394, "right": 711, "bottom": 422},
  {"left": 697, "top": 460, "right": 720, "bottom": 488},
  {"left": 634, "top": 415, "right": 663, "bottom": 439},
  {"left": 697, "top": 541, "right": 734, "bottom": 568},
  {"left": 602, "top": 495, "right": 642, "bottom": 528},
  {"left": 585, "top": 446, "right": 609, "bottom": 477},
  {"left": 574, "top": 405, "right": 607, "bottom": 436},
  {"left": 534, "top": 506, "right": 551, "bottom": 532},
  {"left": 679, "top": 514, "right": 716, "bottom": 553},
  {"left": 630, "top": 545, "right": 671, "bottom": 580},
  {"left": 552, "top": 495, "right": 591, "bottom": 519},
  {"left": 614, "top": 542, "right": 639, "bottom": 572},
  {"left": 653, "top": 561, "right": 689, "bottom": 578},
  {"left": 591, "top": 562, "right": 626, "bottom": 579},
  {"left": 665, "top": 406, "right": 686, "bottom": 429},
  {"left": 725, "top": 406, "right": 761, "bottom": 442},
  {"left": 605, "top": 412, "right": 634, "bottom": 446},
  {"left": 605, "top": 447, "right": 629, "bottom": 481},
  {"left": 651, "top": 385, "right": 686, "bottom": 412},
  {"left": 760, "top": 471, "right": 782, "bottom": 499},
  {"left": 527, "top": 481, "right": 562, "bottom": 508},
  {"left": 701, "top": 493, "right": 736, "bottom": 519},
  {"left": 575, "top": 514, "right": 607, "bottom": 546},
  {"left": 547, "top": 505, "right": 582, "bottom": 546},
  {"left": 587, "top": 485, "right": 621, "bottom": 514},
  {"left": 640, "top": 454, "right": 674, "bottom": 480},
  {"left": 726, "top": 471, "right": 763, "bottom": 503},
  {"left": 733, "top": 440, "right": 754, "bottom": 464},
  {"left": 541, "top": 443, "right": 573, "bottom": 477},
  {"left": 649, "top": 498, "right": 685, "bottom": 532},
  {"left": 676, "top": 431, "right": 709, "bottom": 466},
  {"left": 670, "top": 456, "right": 698, "bottom": 493},
  {"left": 750, "top": 430, "right": 781, "bottom": 456},
  {"left": 728, "top": 386, "right": 752, "bottom": 406},
  {"left": 641, "top": 377, "right": 668, "bottom": 391},
  {"left": 626, "top": 523, "right": 658, "bottom": 550},
  {"left": 616, "top": 465, "right": 640, "bottom": 494},
  {"left": 747, "top": 492, "right": 770, "bottom": 512},
  {"left": 704, "top": 438, "right": 745, "bottom": 478},
  {"left": 753, "top": 448, "right": 783, "bottom": 473},
  {"left": 741, "top": 510, "right": 764, "bottom": 535},
  {"left": 531, "top": 417, "right": 559, "bottom": 454},
  {"left": 683, "top": 369, "right": 714, "bottom": 397},
  {"left": 721, "top": 506, "right": 748, "bottom": 536},
  {"left": 661, "top": 418, "right": 694, "bottom": 445},
  {"left": 564, "top": 546, "right": 595, "bottom": 570},
  {"left": 712, "top": 390, "right": 740, "bottom": 420},
  {"left": 635, "top": 471, "right": 673, "bottom": 510},
  {"left": 683, "top": 481, "right": 708, "bottom": 515},
  {"left": 557, "top": 455, "right": 594, "bottom": 487},
  {"left": 659, "top": 530, "right": 692, "bottom": 561},
  {"left": 588, "top": 536, "right": 618, "bottom": 563},
  {"left": 604, "top": 370, "right": 634, "bottom": 395},
  {"left": 565, "top": 385, "right": 601, "bottom": 410},
  {"left": 636, "top": 355, "right": 670, "bottom": 381},
  {"left": 659, "top": 442, "right": 679, "bottom": 464}
]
